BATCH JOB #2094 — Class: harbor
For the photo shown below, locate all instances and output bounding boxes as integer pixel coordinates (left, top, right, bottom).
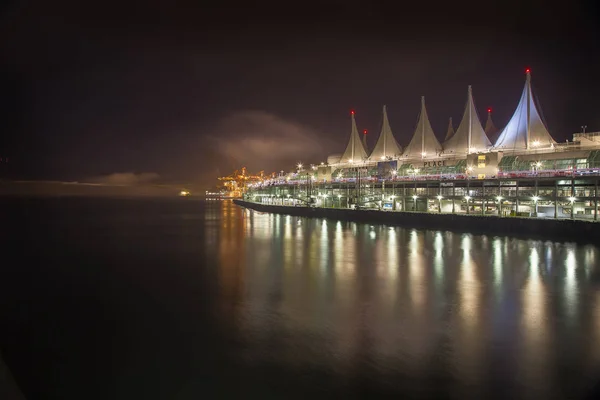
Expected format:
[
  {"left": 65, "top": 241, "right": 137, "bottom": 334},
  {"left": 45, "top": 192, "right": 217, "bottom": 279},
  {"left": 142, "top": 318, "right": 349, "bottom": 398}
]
[{"left": 233, "top": 69, "right": 600, "bottom": 228}]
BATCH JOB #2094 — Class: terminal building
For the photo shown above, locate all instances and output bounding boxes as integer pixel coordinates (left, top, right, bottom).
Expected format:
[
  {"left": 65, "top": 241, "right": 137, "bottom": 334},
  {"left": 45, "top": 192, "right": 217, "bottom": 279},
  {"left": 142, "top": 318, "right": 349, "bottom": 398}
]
[{"left": 246, "top": 70, "right": 600, "bottom": 220}]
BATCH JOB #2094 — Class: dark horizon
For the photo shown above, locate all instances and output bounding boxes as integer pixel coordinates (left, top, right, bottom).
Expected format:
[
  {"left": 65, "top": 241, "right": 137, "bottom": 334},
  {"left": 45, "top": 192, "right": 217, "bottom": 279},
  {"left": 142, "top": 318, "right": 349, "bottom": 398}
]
[{"left": 1, "top": 0, "right": 599, "bottom": 188}]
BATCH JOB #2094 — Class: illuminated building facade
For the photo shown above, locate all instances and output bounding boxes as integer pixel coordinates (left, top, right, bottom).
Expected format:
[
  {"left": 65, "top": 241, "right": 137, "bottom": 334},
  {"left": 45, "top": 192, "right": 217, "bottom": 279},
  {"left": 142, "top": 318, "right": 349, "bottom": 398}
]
[{"left": 244, "top": 70, "right": 600, "bottom": 220}]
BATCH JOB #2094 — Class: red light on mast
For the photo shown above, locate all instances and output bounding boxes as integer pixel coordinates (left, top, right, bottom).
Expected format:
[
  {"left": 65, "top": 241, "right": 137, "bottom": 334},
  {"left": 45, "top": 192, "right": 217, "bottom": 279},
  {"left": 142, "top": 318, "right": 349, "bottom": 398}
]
[
  {"left": 350, "top": 110, "right": 355, "bottom": 115},
  {"left": 363, "top": 129, "right": 367, "bottom": 134},
  {"left": 525, "top": 68, "right": 530, "bottom": 73},
  {"left": 487, "top": 108, "right": 492, "bottom": 113}
]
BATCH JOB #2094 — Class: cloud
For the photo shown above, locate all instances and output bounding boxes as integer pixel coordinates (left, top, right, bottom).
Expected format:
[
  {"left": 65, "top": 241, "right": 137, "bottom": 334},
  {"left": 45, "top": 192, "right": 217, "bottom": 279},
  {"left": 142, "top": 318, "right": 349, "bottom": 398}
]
[
  {"left": 211, "top": 111, "right": 332, "bottom": 172},
  {"left": 87, "top": 172, "right": 160, "bottom": 185}
]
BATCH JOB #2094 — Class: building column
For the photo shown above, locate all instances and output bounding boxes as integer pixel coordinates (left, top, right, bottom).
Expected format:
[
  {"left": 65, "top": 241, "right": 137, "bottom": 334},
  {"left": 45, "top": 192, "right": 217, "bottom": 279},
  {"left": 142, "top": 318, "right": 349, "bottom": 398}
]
[
  {"left": 571, "top": 180, "right": 575, "bottom": 220},
  {"left": 595, "top": 179, "right": 598, "bottom": 221},
  {"left": 452, "top": 183, "right": 456, "bottom": 214},
  {"left": 554, "top": 180, "right": 558, "bottom": 219},
  {"left": 515, "top": 180, "right": 519, "bottom": 215}
]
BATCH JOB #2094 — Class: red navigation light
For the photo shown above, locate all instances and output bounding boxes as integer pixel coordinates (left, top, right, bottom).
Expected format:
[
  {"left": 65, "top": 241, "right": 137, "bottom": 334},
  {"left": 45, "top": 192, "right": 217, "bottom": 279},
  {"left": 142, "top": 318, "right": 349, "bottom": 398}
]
[
  {"left": 363, "top": 129, "right": 367, "bottom": 134},
  {"left": 350, "top": 110, "right": 355, "bottom": 115},
  {"left": 525, "top": 68, "right": 530, "bottom": 73},
  {"left": 487, "top": 108, "right": 492, "bottom": 113}
]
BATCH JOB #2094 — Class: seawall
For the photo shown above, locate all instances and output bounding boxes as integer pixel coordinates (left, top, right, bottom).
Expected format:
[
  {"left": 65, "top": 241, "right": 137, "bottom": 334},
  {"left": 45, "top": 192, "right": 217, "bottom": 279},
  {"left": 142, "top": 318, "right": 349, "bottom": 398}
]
[{"left": 233, "top": 199, "right": 600, "bottom": 244}]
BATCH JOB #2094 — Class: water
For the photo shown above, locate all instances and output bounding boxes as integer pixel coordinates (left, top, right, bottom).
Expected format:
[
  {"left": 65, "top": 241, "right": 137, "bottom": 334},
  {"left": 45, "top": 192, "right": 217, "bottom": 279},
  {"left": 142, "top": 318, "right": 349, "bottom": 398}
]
[{"left": 1, "top": 197, "right": 600, "bottom": 399}]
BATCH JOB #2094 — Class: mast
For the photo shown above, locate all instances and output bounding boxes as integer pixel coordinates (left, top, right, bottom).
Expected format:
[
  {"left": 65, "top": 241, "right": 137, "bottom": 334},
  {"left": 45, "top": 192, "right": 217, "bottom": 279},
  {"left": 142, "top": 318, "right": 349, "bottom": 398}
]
[
  {"left": 351, "top": 111, "right": 356, "bottom": 159},
  {"left": 421, "top": 96, "right": 425, "bottom": 158},
  {"left": 383, "top": 105, "right": 387, "bottom": 157},
  {"left": 468, "top": 85, "right": 472, "bottom": 153},
  {"left": 526, "top": 69, "right": 531, "bottom": 149}
]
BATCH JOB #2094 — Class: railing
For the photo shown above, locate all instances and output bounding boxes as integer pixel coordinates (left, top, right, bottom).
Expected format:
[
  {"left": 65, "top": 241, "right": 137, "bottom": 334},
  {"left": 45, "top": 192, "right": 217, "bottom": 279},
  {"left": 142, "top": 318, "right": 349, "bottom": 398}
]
[{"left": 248, "top": 168, "right": 600, "bottom": 189}]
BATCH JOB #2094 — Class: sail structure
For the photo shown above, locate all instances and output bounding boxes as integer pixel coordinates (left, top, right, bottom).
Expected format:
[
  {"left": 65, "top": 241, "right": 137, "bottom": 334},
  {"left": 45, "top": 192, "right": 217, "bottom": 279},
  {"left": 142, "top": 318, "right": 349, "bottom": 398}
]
[
  {"left": 484, "top": 108, "right": 499, "bottom": 141},
  {"left": 369, "top": 105, "right": 403, "bottom": 160},
  {"left": 402, "top": 97, "right": 442, "bottom": 159},
  {"left": 443, "top": 86, "right": 492, "bottom": 154},
  {"left": 340, "top": 111, "right": 368, "bottom": 163},
  {"left": 493, "top": 70, "right": 556, "bottom": 150},
  {"left": 445, "top": 117, "right": 455, "bottom": 140}
]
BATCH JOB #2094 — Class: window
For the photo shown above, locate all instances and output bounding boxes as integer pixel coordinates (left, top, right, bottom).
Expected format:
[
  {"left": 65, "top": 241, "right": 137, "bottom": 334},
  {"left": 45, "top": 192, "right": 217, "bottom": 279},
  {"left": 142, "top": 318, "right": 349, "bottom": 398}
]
[{"left": 477, "top": 155, "right": 486, "bottom": 168}]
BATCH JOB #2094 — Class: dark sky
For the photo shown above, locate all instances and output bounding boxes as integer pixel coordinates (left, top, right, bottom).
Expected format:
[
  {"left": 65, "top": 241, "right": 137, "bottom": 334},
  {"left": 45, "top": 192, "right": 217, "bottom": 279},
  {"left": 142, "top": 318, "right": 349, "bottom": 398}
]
[{"left": 0, "top": 0, "right": 599, "bottom": 187}]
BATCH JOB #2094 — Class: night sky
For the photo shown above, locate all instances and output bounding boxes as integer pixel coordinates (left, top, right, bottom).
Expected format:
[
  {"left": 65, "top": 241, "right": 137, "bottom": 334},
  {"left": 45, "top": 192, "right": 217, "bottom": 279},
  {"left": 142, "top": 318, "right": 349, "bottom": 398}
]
[{"left": 0, "top": 0, "right": 599, "bottom": 188}]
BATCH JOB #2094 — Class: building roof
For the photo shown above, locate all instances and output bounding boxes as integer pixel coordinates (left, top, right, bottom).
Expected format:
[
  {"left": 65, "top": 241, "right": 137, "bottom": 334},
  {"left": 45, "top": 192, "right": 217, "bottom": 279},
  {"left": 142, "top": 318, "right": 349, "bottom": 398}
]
[
  {"left": 340, "top": 111, "right": 368, "bottom": 163},
  {"left": 369, "top": 105, "right": 403, "bottom": 161},
  {"left": 493, "top": 71, "right": 556, "bottom": 150},
  {"left": 484, "top": 108, "right": 499, "bottom": 142},
  {"left": 402, "top": 96, "right": 442, "bottom": 159},
  {"left": 442, "top": 86, "right": 492, "bottom": 154},
  {"left": 445, "top": 117, "right": 455, "bottom": 141}
]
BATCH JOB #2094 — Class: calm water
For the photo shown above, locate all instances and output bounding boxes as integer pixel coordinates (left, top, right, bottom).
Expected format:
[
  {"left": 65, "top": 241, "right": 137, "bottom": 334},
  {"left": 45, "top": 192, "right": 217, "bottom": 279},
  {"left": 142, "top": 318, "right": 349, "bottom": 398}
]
[{"left": 1, "top": 197, "right": 600, "bottom": 399}]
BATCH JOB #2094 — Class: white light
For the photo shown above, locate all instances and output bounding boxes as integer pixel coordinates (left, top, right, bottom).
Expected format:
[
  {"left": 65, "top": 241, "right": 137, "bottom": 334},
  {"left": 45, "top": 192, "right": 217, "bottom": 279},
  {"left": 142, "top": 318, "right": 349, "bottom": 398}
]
[
  {"left": 297, "top": 163, "right": 303, "bottom": 169},
  {"left": 412, "top": 195, "right": 418, "bottom": 199},
  {"left": 437, "top": 195, "right": 443, "bottom": 200},
  {"left": 532, "top": 196, "right": 540, "bottom": 201},
  {"left": 414, "top": 169, "right": 420, "bottom": 174},
  {"left": 348, "top": 159, "right": 354, "bottom": 163},
  {"left": 380, "top": 156, "right": 385, "bottom": 160},
  {"left": 496, "top": 196, "right": 503, "bottom": 201},
  {"left": 421, "top": 152, "right": 427, "bottom": 157},
  {"left": 392, "top": 170, "right": 397, "bottom": 175},
  {"left": 532, "top": 140, "right": 540, "bottom": 147},
  {"left": 536, "top": 161, "right": 542, "bottom": 167},
  {"left": 465, "top": 195, "right": 471, "bottom": 201},
  {"left": 337, "top": 194, "right": 341, "bottom": 198},
  {"left": 467, "top": 166, "right": 474, "bottom": 172},
  {"left": 569, "top": 196, "right": 576, "bottom": 202}
]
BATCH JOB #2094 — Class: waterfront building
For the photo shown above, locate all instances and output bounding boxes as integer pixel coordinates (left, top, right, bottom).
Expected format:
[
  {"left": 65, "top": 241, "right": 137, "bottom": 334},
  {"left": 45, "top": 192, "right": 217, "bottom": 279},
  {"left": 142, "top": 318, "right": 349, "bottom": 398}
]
[{"left": 244, "top": 70, "right": 600, "bottom": 221}]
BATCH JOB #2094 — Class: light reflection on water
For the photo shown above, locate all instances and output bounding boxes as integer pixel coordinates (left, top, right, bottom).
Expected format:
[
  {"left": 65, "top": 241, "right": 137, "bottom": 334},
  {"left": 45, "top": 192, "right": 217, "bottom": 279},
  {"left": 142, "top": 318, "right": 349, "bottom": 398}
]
[{"left": 212, "top": 201, "right": 600, "bottom": 398}]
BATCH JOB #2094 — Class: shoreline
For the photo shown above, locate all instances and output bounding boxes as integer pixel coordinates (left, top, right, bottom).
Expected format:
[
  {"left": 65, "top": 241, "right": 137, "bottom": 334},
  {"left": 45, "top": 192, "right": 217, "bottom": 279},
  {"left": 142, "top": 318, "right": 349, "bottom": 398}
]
[{"left": 234, "top": 199, "right": 600, "bottom": 244}]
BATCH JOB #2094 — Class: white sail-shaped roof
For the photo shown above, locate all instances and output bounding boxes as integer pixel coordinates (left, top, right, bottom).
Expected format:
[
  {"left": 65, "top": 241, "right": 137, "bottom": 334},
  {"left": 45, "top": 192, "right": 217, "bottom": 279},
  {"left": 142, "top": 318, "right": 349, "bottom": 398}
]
[
  {"left": 494, "top": 71, "right": 556, "bottom": 150},
  {"left": 445, "top": 117, "right": 455, "bottom": 140},
  {"left": 340, "top": 111, "right": 368, "bottom": 163},
  {"left": 443, "top": 86, "right": 492, "bottom": 154},
  {"left": 402, "top": 96, "right": 442, "bottom": 159},
  {"left": 369, "top": 105, "right": 402, "bottom": 160},
  {"left": 484, "top": 109, "right": 497, "bottom": 136}
]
